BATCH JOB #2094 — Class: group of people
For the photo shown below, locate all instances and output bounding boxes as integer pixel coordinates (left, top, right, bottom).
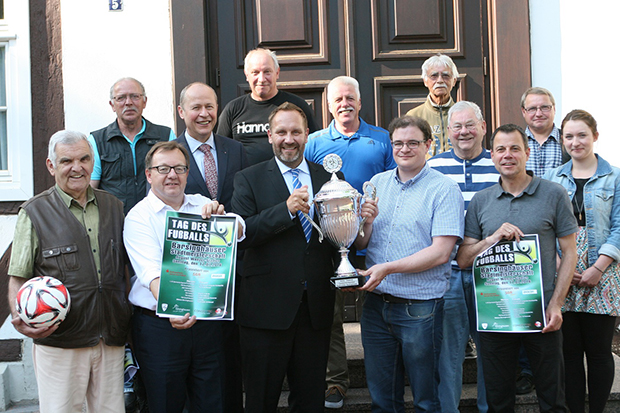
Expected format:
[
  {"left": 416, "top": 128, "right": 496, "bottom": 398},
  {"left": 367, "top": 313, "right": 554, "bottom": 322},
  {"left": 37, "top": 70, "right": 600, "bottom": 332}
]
[{"left": 5, "top": 48, "right": 619, "bottom": 413}]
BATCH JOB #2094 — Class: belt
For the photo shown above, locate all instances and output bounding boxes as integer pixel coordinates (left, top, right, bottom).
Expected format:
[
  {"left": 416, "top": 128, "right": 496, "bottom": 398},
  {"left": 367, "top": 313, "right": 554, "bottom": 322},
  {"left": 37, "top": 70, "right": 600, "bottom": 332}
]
[
  {"left": 136, "top": 306, "right": 158, "bottom": 318},
  {"left": 373, "top": 292, "right": 415, "bottom": 304}
]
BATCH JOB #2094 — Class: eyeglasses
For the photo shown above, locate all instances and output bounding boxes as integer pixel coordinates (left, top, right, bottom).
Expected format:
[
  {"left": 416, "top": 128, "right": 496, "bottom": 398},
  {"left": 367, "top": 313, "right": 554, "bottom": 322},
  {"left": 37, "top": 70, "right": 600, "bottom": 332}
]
[
  {"left": 428, "top": 72, "right": 453, "bottom": 81},
  {"left": 392, "top": 140, "right": 425, "bottom": 150},
  {"left": 112, "top": 93, "right": 144, "bottom": 103},
  {"left": 149, "top": 165, "right": 188, "bottom": 174},
  {"left": 524, "top": 105, "right": 553, "bottom": 115},
  {"left": 450, "top": 122, "right": 479, "bottom": 133}
]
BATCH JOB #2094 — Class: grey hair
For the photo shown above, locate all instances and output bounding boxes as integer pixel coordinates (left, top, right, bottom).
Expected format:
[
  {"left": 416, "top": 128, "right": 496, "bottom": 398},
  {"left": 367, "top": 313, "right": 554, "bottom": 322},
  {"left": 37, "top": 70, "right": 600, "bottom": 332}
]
[
  {"left": 421, "top": 54, "right": 459, "bottom": 81},
  {"left": 448, "top": 101, "right": 484, "bottom": 125},
  {"left": 244, "top": 48, "right": 279, "bottom": 72},
  {"left": 327, "top": 76, "right": 361, "bottom": 102},
  {"left": 48, "top": 130, "right": 93, "bottom": 167},
  {"left": 520, "top": 86, "right": 556, "bottom": 108},
  {"left": 109, "top": 77, "right": 146, "bottom": 101}
]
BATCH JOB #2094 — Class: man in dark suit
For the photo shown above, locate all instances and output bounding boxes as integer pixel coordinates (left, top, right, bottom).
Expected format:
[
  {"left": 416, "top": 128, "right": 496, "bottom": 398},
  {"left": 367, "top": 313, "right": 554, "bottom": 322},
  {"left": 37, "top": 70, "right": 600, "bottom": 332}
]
[
  {"left": 176, "top": 82, "right": 248, "bottom": 412},
  {"left": 232, "top": 102, "right": 339, "bottom": 412},
  {"left": 176, "top": 82, "right": 248, "bottom": 210}
]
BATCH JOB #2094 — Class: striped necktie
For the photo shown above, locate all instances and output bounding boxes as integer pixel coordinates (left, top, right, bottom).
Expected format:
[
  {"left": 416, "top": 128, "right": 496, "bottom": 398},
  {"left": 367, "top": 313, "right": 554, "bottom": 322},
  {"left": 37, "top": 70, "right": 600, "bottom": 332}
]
[{"left": 290, "top": 168, "right": 312, "bottom": 243}]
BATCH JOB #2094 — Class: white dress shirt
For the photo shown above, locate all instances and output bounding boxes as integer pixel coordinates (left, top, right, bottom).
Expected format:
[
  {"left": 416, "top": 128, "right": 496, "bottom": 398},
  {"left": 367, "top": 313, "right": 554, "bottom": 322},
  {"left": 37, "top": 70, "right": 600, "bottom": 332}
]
[
  {"left": 274, "top": 157, "right": 315, "bottom": 219},
  {"left": 124, "top": 190, "right": 245, "bottom": 310},
  {"left": 185, "top": 131, "right": 219, "bottom": 177}
]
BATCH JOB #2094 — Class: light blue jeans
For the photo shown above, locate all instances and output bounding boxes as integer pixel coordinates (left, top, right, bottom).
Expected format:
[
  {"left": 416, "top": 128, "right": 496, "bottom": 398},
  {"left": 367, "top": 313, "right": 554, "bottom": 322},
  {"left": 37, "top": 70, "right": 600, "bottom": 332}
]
[
  {"left": 438, "top": 268, "right": 488, "bottom": 412},
  {"left": 361, "top": 292, "right": 443, "bottom": 413}
]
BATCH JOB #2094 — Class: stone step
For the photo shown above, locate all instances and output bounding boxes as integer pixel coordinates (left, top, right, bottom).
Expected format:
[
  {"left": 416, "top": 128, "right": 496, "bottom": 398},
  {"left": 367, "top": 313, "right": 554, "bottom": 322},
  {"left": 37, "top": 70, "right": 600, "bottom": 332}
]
[
  {"left": 278, "top": 383, "right": 620, "bottom": 412},
  {"left": 342, "top": 322, "right": 478, "bottom": 389},
  {"left": 276, "top": 322, "right": 620, "bottom": 411}
]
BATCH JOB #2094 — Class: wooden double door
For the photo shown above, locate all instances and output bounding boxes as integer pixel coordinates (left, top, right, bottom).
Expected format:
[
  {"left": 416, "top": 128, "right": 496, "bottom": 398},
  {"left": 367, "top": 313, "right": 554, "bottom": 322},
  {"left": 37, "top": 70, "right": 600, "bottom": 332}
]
[{"left": 204, "top": 0, "right": 490, "bottom": 130}]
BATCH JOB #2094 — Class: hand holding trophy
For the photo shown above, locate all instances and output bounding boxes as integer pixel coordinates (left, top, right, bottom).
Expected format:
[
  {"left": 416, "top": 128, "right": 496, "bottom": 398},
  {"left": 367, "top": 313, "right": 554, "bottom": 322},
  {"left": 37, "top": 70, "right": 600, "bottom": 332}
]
[{"left": 308, "top": 154, "right": 376, "bottom": 288}]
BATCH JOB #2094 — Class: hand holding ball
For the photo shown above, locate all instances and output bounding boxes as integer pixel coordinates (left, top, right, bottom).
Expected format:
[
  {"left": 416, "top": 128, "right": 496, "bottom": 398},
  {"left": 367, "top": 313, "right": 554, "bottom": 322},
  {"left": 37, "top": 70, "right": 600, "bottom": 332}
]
[{"left": 15, "top": 276, "right": 71, "bottom": 328}]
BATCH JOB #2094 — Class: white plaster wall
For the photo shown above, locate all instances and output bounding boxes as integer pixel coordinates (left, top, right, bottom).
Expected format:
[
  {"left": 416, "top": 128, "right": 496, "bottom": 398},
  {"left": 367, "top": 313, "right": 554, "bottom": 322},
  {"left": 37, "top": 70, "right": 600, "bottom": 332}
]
[
  {"left": 60, "top": 0, "right": 176, "bottom": 135},
  {"left": 530, "top": 0, "right": 620, "bottom": 166}
]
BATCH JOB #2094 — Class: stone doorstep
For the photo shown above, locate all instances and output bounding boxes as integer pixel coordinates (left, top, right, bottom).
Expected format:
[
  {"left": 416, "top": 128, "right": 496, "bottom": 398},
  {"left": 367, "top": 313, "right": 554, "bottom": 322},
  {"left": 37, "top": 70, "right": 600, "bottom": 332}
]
[{"left": 276, "top": 322, "right": 620, "bottom": 412}]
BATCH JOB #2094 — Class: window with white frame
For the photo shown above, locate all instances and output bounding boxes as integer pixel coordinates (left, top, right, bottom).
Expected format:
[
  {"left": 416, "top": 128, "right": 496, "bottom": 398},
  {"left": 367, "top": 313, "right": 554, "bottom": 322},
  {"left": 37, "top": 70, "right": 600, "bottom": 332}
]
[{"left": 0, "top": 0, "right": 33, "bottom": 201}]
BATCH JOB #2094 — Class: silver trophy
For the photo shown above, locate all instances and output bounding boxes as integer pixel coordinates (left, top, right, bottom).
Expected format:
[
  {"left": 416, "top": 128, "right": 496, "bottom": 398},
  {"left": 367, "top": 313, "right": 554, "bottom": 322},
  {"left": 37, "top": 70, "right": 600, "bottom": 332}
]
[{"left": 303, "top": 154, "right": 376, "bottom": 288}]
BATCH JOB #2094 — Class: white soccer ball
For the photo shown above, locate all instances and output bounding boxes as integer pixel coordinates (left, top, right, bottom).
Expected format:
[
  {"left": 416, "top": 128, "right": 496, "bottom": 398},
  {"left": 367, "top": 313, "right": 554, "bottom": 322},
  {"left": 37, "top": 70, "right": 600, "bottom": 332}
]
[{"left": 15, "top": 276, "right": 71, "bottom": 328}]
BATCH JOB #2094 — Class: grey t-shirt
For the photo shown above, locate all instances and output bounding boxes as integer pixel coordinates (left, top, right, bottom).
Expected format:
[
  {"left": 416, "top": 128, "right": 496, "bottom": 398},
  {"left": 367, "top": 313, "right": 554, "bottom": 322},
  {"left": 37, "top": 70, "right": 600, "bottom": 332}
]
[{"left": 464, "top": 174, "right": 578, "bottom": 306}]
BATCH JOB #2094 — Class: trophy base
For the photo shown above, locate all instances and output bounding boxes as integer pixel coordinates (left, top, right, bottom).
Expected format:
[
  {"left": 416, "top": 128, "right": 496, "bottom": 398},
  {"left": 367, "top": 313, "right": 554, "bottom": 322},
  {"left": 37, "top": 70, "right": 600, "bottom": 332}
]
[{"left": 330, "top": 274, "right": 366, "bottom": 289}]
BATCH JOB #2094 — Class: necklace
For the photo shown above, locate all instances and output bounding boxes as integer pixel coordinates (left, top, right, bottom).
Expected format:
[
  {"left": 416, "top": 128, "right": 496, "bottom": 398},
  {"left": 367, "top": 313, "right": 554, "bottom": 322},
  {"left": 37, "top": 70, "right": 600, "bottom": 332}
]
[{"left": 573, "top": 193, "right": 584, "bottom": 221}]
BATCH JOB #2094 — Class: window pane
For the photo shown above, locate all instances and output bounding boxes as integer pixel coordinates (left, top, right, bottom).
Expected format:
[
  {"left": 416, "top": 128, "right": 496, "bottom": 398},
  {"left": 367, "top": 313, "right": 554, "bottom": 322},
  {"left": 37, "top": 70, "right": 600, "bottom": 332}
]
[
  {"left": 0, "top": 112, "right": 6, "bottom": 170},
  {"left": 0, "top": 46, "right": 5, "bottom": 169},
  {"left": 0, "top": 46, "right": 5, "bottom": 106}
]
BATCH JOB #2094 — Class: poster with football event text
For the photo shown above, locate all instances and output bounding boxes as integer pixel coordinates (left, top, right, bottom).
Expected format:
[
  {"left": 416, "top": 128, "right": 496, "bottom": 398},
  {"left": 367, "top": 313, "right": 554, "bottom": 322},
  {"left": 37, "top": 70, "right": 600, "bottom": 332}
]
[
  {"left": 157, "top": 211, "right": 237, "bottom": 320},
  {"left": 473, "top": 234, "right": 545, "bottom": 333}
]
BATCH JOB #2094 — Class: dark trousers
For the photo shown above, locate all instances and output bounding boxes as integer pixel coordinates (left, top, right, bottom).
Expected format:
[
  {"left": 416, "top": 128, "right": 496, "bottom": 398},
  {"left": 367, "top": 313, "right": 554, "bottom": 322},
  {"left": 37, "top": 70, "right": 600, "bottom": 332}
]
[
  {"left": 132, "top": 311, "right": 225, "bottom": 413},
  {"left": 479, "top": 330, "right": 567, "bottom": 412},
  {"left": 563, "top": 311, "right": 616, "bottom": 413},
  {"left": 239, "top": 296, "right": 331, "bottom": 413}
]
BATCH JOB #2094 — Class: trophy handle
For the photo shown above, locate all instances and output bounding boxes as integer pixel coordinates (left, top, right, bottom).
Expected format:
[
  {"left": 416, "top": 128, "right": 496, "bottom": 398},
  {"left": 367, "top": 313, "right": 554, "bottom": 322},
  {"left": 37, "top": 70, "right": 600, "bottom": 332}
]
[
  {"left": 358, "top": 181, "right": 377, "bottom": 238},
  {"left": 301, "top": 210, "right": 324, "bottom": 243}
]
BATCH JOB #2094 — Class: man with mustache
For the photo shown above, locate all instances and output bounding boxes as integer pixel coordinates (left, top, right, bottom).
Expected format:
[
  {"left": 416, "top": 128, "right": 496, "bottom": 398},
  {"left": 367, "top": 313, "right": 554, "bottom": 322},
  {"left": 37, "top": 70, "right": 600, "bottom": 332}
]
[
  {"left": 304, "top": 75, "right": 396, "bottom": 409},
  {"left": 89, "top": 77, "right": 175, "bottom": 215},
  {"left": 406, "top": 54, "right": 460, "bottom": 158},
  {"left": 231, "top": 102, "right": 340, "bottom": 412},
  {"left": 217, "top": 48, "right": 318, "bottom": 166}
]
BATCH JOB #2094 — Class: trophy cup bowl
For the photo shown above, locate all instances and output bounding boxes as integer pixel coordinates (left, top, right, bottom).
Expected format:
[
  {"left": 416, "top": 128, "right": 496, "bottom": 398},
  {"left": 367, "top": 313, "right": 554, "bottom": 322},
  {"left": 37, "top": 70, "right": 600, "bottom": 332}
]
[{"left": 311, "top": 154, "right": 376, "bottom": 289}]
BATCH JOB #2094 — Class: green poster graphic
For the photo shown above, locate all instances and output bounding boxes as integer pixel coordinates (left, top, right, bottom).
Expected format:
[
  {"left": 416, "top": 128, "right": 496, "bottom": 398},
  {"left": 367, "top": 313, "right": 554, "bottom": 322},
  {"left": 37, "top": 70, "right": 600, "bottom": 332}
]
[
  {"left": 473, "top": 234, "right": 545, "bottom": 332},
  {"left": 157, "top": 211, "right": 237, "bottom": 320}
]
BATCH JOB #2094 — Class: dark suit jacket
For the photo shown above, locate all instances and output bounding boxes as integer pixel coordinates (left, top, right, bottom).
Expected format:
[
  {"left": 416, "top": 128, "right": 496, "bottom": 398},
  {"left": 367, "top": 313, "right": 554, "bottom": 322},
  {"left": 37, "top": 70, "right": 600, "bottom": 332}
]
[
  {"left": 175, "top": 132, "right": 248, "bottom": 210},
  {"left": 231, "top": 158, "right": 339, "bottom": 331}
]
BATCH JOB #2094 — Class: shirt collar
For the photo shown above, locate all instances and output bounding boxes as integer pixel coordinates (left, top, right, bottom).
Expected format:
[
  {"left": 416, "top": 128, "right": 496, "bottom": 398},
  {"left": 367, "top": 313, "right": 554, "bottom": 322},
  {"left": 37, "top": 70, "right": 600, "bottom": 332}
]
[
  {"left": 55, "top": 184, "right": 97, "bottom": 208},
  {"left": 145, "top": 189, "right": 200, "bottom": 213},
  {"left": 394, "top": 162, "right": 431, "bottom": 185},
  {"left": 427, "top": 95, "right": 454, "bottom": 109},
  {"left": 494, "top": 171, "right": 539, "bottom": 198},
  {"left": 450, "top": 148, "right": 488, "bottom": 163},
  {"left": 185, "top": 131, "right": 215, "bottom": 153},
  {"left": 525, "top": 125, "right": 561, "bottom": 143},
  {"left": 274, "top": 157, "right": 310, "bottom": 176},
  {"left": 327, "top": 118, "right": 371, "bottom": 141}
]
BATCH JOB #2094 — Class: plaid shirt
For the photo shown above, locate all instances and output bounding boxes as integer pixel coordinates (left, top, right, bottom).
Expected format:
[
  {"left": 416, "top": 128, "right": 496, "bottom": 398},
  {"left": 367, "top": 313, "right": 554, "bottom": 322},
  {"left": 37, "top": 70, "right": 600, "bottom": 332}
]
[{"left": 525, "top": 125, "right": 563, "bottom": 176}]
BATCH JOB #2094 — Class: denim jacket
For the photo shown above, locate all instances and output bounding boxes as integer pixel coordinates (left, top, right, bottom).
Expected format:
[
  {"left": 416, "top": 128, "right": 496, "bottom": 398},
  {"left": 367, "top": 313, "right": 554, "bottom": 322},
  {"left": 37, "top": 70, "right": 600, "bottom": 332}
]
[{"left": 543, "top": 155, "right": 620, "bottom": 265}]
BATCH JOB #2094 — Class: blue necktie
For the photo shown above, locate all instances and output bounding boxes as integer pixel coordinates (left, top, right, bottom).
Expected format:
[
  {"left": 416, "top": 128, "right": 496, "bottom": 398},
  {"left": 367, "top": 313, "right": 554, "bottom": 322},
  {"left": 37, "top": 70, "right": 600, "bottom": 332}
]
[{"left": 290, "top": 168, "right": 312, "bottom": 243}]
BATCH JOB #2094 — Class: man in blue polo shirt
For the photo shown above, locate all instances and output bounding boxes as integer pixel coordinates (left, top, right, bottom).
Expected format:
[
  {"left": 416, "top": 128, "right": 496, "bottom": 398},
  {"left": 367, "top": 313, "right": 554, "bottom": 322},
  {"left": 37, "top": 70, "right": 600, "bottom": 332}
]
[
  {"left": 304, "top": 75, "right": 396, "bottom": 409},
  {"left": 89, "top": 77, "right": 175, "bottom": 215},
  {"left": 428, "top": 101, "right": 499, "bottom": 412}
]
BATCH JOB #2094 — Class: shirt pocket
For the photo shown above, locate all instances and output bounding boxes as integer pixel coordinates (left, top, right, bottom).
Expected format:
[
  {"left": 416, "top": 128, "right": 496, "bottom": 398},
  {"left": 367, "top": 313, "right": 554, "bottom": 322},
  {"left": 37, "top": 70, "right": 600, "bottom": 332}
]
[
  {"left": 594, "top": 188, "right": 614, "bottom": 217},
  {"left": 100, "top": 153, "right": 122, "bottom": 179},
  {"left": 42, "top": 244, "right": 81, "bottom": 277}
]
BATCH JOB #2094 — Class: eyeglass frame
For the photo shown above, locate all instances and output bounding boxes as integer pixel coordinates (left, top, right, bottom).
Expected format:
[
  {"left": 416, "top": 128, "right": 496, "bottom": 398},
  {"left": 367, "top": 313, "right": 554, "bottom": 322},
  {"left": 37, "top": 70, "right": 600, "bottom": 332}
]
[
  {"left": 523, "top": 105, "right": 553, "bottom": 115},
  {"left": 112, "top": 93, "right": 145, "bottom": 103},
  {"left": 148, "top": 165, "right": 189, "bottom": 175},
  {"left": 391, "top": 139, "right": 426, "bottom": 150}
]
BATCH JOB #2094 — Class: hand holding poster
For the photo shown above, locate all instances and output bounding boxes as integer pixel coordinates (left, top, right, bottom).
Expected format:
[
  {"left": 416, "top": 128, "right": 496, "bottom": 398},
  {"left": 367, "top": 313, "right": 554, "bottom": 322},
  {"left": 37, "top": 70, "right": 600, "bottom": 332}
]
[
  {"left": 473, "top": 234, "right": 545, "bottom": 332},
  {"left": 157, "top": 211, "right": 238, "bottom": 320}
]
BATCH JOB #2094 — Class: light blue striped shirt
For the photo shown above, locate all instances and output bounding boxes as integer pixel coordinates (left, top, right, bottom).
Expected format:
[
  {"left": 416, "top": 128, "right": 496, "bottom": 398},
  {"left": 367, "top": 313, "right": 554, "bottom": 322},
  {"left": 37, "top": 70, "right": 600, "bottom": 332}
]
[{"left": 366, "top": 163, "right": 464, "bottom": 299}]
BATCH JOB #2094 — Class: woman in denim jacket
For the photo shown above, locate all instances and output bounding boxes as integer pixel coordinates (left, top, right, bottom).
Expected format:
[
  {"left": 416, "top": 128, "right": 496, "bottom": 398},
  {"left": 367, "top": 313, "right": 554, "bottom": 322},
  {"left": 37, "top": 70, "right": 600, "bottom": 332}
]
[{"left": 543, "top": 109, "right": 620, "bottom": 413}]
